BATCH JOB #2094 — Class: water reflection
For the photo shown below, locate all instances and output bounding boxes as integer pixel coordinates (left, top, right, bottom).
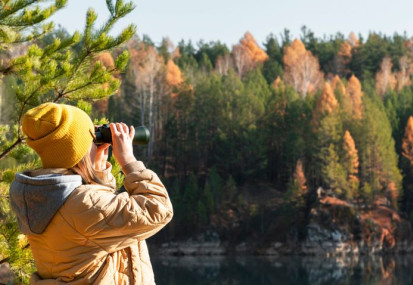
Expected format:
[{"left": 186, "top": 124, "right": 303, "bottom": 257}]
[{"left": 152, "top": 255, "right": 413, "bottom": 285}]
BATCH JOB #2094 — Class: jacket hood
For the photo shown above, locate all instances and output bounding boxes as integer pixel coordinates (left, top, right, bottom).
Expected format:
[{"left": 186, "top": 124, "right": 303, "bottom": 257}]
[{"left": 9, "top": 170, "right": 82, "bottom": 234}]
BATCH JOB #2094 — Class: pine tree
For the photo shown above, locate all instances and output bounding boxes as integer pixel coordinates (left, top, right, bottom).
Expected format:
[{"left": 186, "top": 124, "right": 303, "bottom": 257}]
[
  {"left": 358, "top": 96, "right": 402, "bottom": 204},
  {"left": 202, "top": 181, "right": 215, "bottom": 216},
  {"left": 0, "top": 1, "right": 135, "bottom": 282},
  {"left": 208, "top": 166, "right": 223, "bottom": 208}
]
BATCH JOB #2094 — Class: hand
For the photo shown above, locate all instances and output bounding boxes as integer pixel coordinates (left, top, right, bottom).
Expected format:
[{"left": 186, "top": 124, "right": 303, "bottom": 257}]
[
  {"left": 92, "top": 143, "right": 110, "bottom": 171},
  {"left": 110, "top": 122, "right": 136, "bottom": 168}
]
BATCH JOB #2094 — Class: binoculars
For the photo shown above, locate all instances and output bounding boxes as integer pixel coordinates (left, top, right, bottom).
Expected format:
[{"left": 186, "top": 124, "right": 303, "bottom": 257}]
[{"left": 94, "top": 124, "right": 150, "bottom": 146}]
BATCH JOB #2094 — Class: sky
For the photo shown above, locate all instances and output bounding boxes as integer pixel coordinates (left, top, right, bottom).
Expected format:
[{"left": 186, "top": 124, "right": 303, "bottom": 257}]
[{"left": 50, "top": 0, "right": 413, "bottom": 48}]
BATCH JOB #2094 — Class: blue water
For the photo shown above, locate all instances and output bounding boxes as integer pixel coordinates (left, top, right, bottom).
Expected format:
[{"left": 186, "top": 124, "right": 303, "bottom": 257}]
[{"left": 152, "top": 255, "right": 413, "bottom": 284}]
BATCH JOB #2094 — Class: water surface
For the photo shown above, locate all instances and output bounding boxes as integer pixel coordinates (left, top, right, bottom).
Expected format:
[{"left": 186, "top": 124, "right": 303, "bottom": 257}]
[{"left": 152, "top": 255, "right": 413, "bottom": 285}]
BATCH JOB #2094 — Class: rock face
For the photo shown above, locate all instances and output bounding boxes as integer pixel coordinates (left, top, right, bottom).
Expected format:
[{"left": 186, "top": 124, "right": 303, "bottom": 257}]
[
  {"left": 153, "top": 196, "right": 413, "bottom": 257},
  {"left": 155, "top": 231, "right": 226, "bottom": 256}
]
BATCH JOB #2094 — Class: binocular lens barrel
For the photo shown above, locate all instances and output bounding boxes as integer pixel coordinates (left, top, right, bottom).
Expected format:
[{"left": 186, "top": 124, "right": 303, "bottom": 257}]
[{"left": 94, "top": 124, "right": 150, "bottom": 146}]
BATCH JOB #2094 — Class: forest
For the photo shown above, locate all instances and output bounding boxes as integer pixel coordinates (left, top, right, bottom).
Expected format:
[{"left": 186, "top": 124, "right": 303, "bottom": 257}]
[{"left": 2, "top": 1, "right": 413, "bottom": 282}]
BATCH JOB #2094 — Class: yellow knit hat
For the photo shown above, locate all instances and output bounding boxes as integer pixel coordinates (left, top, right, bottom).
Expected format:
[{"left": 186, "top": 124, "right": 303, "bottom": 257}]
[{"left": 22, "top": 103, "right": 95, "bottom": 168}]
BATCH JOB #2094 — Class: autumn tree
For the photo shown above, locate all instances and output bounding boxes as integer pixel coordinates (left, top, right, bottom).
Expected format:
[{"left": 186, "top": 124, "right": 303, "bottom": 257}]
[
  {"left": 232, "top": 32, "right": 268, "bottom": 78},
  {"left": 331, "top": 75, "right": 346, "bottom": 96},
  {"left": 335, "top": 41, "right": 352, "bottom": 76},
  {"left": 282, "top": 39, "right": 323, "bottom": 98},
  {"left": 347, "top": 75, "right": 363, "bottom": 119},
  {"left": 215, "top": 53, "right": 232, "bottom": 76},
  {"left": 401, "top": 116, "right": 413, "bottom": 214},
  {"left": 0, "top": 0, "right": 135, "bottom": 282},
  {"left": 342, "top": 130, "right": 360, "bottom": 199},
  {"left": 126, "top": 41, "right": 164, "bottom": 163},
  {"left": 402, "top": 116, "right": 413, "bottom": 166},
  {"left": 348, "top": 32, "right": 360, "bottom": 47},
  {"left": 312, "top": 82, "right": 338, "bottom": 127},
  {"left": 166, "top": 59, "right": 184, "bottom": 89},
  {"left": 314, "top": 82, "right": 338, "bottom": 115},
  {"left": 284, "top": 159, "right": 308, "bottom": 208},
  {"left": 396, "top": 56, "right": 412, "bottom": 91},
  {"left": 376, "top": 56, "right": 396, "bottom": 97},
  {"left": 93, "top": 52, "right": 116, "bottom": 115}
]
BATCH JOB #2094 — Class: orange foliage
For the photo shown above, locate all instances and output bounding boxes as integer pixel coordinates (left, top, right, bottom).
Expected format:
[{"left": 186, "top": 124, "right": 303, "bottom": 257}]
[
  {"left": 387, "top": 181, "right": 398, "bottom": 207},
  {"left": 338, "top": 41, "right": 352, "bottom": 58},
  {"left": 348, "top": 32, "right": 359, "bottom": 47},
  {"left": 343, "top": 130, "right": 359, "bottom": 174},
  {"left": 320, "top": 196, "right": 351, "bottom": 207},
  {"left": 92, "top": 52, "right": 116, "bottom": 114},
  {"left": 294, "top": 159, "right": 307, "bottom": 195},
  {"left": 240, "top": 32, "right": 268, "bottom": 63},
  {"left": 166, "top": 59, "right": 184, "bottom": 86},
  {"left": 347, "top": 75, "right": 363, "bottom": 119},
  {"left": 331, "top": 75, "right": 346, "bottom": 95},
  {"left": 314, "top": 82, "right": 338, "bottom": 115},
  {"left": 402, "top": 116, "right": 413, "bottom": 166},
  {"left": 273, "top": 76, "right": 281, "bottom": 89},
  {"left": 376, "top": 56, "right": 396, "bottom": 96},
  {"left": 283, "top": 39, "right": 323, "bottom": 97},
  {"left": 232, "top": 32, "right": 268, "bottom": 77},
  {"left": 95, "top": 51, "right": 115, "bottom": 69}
]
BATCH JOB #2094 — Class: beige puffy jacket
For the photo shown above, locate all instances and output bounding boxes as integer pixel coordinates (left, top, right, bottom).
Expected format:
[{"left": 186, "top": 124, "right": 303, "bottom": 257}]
[{"left": 10, "top": 160, "right": 173, "bottom": 284}]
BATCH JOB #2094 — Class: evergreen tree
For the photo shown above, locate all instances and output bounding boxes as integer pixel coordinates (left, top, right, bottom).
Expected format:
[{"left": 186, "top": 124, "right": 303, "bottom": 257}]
[
  {"left": 358, "top": 95, "right": 402, "bottom": 204},
  {"left": 0, "top": 1, "right": 135, "bottom": 282},
  {"left": 202, "top": 180, "right": 215, "bottom": 216}
]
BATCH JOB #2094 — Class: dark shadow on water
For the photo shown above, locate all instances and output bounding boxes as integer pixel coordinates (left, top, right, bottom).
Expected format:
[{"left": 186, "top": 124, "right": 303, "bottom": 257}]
[{"left": 152, "top": 255, "right": 413, "bottom": 285}]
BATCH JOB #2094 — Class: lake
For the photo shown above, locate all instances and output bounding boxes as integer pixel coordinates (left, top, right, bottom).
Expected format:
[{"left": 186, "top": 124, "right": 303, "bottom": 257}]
[{"left": 152, "top": 255, "right": 413, "bottom": 284}]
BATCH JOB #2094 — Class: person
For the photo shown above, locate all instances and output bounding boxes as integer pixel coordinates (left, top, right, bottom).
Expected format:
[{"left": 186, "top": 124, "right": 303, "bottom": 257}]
[{"left": 9, "top": 102, "right": 173, "bottom": 284}]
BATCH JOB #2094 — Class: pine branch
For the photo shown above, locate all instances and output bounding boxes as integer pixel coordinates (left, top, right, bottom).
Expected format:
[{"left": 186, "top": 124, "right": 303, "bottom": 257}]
[{"left": 0, "top": 137, "right": 22, "bottom": 161}]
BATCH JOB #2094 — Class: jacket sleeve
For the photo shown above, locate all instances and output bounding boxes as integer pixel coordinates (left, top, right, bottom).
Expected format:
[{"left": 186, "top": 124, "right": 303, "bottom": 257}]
[
  {"left": 64, "top": 160, "right": 173, "bottom": 252},
  {"left": 94, "top": 161, "right": 116, "bottom": 189}
]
